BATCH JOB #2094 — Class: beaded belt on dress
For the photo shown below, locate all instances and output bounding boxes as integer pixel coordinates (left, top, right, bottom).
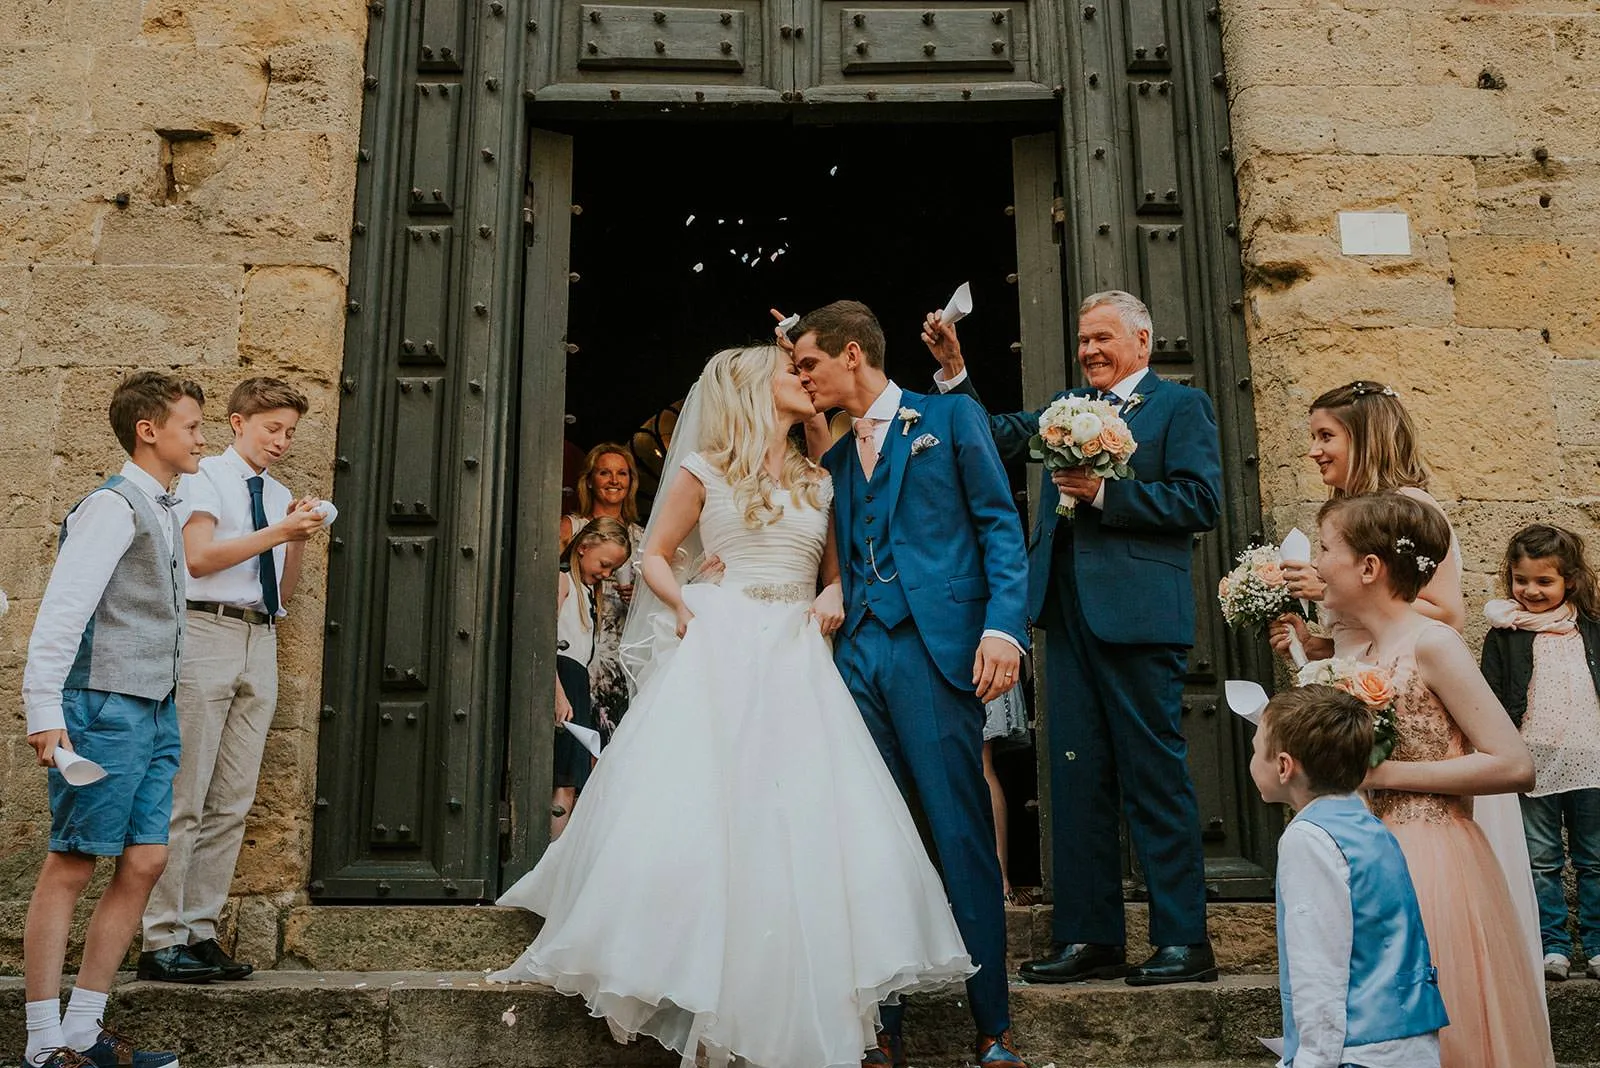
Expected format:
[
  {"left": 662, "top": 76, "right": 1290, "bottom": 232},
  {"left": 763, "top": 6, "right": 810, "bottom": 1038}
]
[{"left": 736, "top": 581, "right": 813, "bottom": 605}]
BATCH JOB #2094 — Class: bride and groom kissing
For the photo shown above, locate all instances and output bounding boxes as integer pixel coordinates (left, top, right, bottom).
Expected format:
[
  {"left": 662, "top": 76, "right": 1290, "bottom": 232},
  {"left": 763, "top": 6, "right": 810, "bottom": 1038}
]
[{"left": 492, "top": 296, "right": 1153, "bottom": 1068}]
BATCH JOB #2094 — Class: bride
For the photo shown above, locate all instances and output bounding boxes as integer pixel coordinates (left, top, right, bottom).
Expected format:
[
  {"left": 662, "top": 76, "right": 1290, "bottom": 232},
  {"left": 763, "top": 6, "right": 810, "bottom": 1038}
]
[{"left": 490, "top": 344, "right": 975, "bottom": 1068}]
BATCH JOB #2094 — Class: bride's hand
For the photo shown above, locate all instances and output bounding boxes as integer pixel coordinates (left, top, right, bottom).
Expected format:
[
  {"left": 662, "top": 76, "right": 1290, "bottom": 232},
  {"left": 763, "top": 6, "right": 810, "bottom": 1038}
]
[
  {"left": 769, "top": 307, "right": 796, "bottom": 354},
  {"left": 674, "top": 604, "right": 695, "bottom": 638},
  {"left": 808, "top": 583, "right": 844, "bottom": 637},
  {"left": 1282, "top": 560, "right": 1325, "bottom": 602}
]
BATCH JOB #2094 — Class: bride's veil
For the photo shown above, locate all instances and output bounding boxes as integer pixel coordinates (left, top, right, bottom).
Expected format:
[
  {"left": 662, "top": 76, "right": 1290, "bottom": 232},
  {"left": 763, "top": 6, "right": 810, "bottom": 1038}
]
[{"left": 618, "top": 378, "right": 707, "bottom": 698}]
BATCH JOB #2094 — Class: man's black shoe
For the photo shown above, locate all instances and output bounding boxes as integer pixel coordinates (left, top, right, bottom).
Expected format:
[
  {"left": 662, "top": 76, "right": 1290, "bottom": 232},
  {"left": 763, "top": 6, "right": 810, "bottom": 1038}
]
[
  {"left": 1018, "top": 942, "right": 1129, "bottom": 983},
  {"left": 136, "top": 944, "right": 221, "bottom": 983},
  {"left": 1124, "top": 943, "right": 1219, "bottom": 986},
  {"left": 188, "top": 937, "right": 253, "bottom": 980}
]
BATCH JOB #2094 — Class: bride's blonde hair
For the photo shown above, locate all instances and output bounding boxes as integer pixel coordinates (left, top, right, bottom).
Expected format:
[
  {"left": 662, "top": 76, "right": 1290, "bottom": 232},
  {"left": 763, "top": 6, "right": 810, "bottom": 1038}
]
[{"left": 697, "top": 344, "right": 824, "bottom": 527}]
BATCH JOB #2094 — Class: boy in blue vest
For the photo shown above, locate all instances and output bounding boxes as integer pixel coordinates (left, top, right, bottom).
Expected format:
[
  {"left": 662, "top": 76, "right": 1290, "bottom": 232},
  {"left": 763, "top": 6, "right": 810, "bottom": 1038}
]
[
  {"left": 21, "top": 372, "right": 206, "bottom": 1068},
  {"left": 1249, "top": 685, "right": 1448, "bottom": 1068}
]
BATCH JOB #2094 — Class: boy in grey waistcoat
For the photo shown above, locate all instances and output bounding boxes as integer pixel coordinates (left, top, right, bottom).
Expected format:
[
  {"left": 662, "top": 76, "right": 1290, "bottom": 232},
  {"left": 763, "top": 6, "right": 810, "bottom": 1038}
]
[{"left": 20, "top": 372, "right": 206, "bottom": 1068}]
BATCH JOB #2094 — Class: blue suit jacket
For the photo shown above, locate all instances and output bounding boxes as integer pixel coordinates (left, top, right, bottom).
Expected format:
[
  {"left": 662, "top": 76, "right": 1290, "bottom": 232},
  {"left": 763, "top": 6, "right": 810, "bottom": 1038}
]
[
  {"left": 824, "top": 388, "right": 1030, "bottom": 691},
  {"left": 956, "top": 371, "right": 1221, "bottom": 647}
]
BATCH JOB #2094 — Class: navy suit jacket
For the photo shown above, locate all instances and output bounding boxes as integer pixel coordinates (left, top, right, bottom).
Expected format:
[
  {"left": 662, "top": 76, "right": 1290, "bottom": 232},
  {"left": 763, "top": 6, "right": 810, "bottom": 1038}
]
[
  {"left": 824, "top": 388, "right": 1030, "bottom": 691},
  {"left": 951, "top": 371, "right": 1222, "bottom": 647}
]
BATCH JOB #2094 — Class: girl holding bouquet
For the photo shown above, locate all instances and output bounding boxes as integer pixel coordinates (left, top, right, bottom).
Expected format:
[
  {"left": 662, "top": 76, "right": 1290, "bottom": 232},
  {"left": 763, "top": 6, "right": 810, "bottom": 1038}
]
[{"left": 1314, "top": 492, "right": 1553, "bottom": 1068}]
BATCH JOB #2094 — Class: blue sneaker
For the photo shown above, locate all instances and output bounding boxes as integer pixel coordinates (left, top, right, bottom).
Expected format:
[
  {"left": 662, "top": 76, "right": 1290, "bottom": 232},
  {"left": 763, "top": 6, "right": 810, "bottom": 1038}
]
[{"left": 77, "top": 1023, "right": 178, "bottom": 1068}]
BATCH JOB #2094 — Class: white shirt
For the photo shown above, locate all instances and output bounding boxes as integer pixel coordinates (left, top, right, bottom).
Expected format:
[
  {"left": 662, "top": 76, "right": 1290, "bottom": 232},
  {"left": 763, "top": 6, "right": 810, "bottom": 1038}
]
[
  {"left": 854, "top": 381, "right": 1022, "bottom": 654},
  {"left": 23, "top": 462, "right": 180, "bottom": 735},
  {"left": 934, "top": 365, "right": 1150, "bottom": 511},
  {"left": 180, "top": 446, "right": 293, "bottom": 615},
  {"left": 1276, "top": 795, "right": 1441, "bottom": 1068}
]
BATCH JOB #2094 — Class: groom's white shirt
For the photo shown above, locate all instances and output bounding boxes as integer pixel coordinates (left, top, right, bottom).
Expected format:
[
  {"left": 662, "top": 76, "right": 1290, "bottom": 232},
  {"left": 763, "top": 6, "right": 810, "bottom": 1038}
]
[
  {"left": 855, "top": 380, "right": 1022, "bottom": 654},
  {"left": 934, "top": 366, "right": 1150, "bottom": 511}
]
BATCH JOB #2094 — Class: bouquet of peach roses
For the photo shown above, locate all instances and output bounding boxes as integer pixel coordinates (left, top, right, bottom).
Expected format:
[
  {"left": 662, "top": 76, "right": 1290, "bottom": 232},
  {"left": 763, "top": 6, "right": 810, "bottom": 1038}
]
[
  {"left": 1217, "top": 545, "right": 1300, "bottom": 631},
  {"left": 1297, "top": 657, "right": 1400, "bottom": 767},
  {"left": 1028, "top": 395, "right": 1138, "bottom": 515}
]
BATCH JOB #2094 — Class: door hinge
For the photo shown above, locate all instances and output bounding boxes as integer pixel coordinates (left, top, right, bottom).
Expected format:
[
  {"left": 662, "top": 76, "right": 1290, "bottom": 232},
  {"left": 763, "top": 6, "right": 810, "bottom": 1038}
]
[
  {"left": 498, "top": 799, "right": 512, "bottom": 835},
  {"left": 1051, "top": 196, "right": 1066, "bottom": 245}
]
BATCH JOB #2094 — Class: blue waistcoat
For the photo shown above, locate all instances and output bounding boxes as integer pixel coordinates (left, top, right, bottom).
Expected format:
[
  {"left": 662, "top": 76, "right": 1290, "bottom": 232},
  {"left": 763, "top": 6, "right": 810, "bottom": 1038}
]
[
  {"left": 843, "top": 456, "right": 911, "bottom": 634},
  {"left": 1278, "top": 795, "right": 1448, "bottom": 1063}
]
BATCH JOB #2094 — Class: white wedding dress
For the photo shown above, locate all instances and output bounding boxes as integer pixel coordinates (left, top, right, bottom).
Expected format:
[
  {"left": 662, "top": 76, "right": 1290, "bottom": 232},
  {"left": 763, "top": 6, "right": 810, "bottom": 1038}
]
[{"left": 491, "top": 452, "right": 974, "bottom": 1068}]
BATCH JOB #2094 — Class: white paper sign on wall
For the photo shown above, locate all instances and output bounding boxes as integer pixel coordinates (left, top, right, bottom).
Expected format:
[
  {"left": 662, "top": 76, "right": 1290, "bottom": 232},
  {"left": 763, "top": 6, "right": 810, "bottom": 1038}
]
[{"left": 1337, "top": 212, "right": 1411, "bottom": 256}]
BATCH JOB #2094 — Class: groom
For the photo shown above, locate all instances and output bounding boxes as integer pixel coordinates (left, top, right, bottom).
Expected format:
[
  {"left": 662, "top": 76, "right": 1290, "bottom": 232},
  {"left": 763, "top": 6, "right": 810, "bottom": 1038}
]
[{"left": 789, "top": 300, "right": 1030, "bottom": 1068}]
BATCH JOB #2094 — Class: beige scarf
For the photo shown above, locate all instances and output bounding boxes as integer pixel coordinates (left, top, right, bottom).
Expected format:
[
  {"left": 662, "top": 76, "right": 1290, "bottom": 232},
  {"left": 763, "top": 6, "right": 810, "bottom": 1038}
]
[{"left": 1484, "top": 598, "right": 1577, "bottom": 634}]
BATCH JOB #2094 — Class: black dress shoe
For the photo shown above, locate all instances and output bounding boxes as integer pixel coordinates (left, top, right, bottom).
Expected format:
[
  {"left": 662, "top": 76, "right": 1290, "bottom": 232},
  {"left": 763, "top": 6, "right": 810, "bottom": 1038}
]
[
  {"left": 136, "top": 944, "right": 222, "bottom": 983},
  {"left": 189, "top": 937, "right": 254, "bottom": 980},
  {"left": 1124, "top": 943, "right": 1218, "bottom": 986},
  {"left": 1018, "top": 942, "right": 1129, "bottom": 983}
]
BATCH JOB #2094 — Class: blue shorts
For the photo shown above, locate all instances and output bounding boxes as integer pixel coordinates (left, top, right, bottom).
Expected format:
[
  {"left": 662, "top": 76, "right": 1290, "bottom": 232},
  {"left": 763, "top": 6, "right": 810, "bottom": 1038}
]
[{"left": 48, "top": 688, "right": 181, "bottom": 856}]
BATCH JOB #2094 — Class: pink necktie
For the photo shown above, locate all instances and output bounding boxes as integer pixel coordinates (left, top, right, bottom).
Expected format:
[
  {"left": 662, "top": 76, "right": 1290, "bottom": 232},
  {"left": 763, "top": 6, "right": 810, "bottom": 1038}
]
[{"left": 854, "top": 419, "right": 884, "bottom": 480}]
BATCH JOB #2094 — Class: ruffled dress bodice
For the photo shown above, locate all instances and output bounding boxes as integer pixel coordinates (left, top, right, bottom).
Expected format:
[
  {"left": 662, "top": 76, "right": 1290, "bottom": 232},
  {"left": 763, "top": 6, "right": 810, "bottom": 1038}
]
[{"left": 681, "top": 451, "right": 830, "bottom": 602}]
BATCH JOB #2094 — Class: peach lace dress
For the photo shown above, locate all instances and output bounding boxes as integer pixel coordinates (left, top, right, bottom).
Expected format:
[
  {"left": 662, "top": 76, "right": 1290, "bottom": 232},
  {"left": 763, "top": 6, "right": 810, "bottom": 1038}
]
[{"left": 1366, "top": 625, "right": 1555, "bottom": 1068}]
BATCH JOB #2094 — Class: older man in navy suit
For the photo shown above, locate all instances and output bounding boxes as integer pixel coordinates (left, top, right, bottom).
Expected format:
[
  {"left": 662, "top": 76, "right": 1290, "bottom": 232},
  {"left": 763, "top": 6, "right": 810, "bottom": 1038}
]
[{"left": 926, "top": 290, "right": 1223, "bottom": 986}]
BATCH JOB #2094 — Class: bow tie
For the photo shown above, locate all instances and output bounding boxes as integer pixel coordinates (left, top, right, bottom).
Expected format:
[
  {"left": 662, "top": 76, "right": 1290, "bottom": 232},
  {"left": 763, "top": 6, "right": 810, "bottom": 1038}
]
[{"left": 156, "top": 493, "right": 182, "bottom": 509}]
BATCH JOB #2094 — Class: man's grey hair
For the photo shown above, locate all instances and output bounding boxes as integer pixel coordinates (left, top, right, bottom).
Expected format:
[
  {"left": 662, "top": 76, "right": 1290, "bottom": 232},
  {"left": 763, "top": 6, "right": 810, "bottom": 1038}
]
[{"left": 1079, "top": 290, "right": 1153, "bottom": 343}]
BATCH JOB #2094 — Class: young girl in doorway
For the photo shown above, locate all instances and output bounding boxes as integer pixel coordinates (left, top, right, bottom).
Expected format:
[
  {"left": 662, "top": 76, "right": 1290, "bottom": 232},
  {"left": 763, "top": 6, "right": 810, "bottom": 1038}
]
[
  {"left": 553, "top": 517, "right": 632, "bottom": 839},
  {"left": 1314, "top": 492, "right": 1552, "bottom": 1067},
  {"left": 1482, "top": 524, "right": 1600, "bottom": 982}
]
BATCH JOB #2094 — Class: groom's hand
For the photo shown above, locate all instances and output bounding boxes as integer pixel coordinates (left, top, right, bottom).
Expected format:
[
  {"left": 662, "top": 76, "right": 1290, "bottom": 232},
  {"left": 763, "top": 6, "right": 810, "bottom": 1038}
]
[
  {"left": 769, "top": 308, "right": 796, "bottom": 354},
  {"left": 973, "top": 636, "right": 1021, "bottom": 702}
]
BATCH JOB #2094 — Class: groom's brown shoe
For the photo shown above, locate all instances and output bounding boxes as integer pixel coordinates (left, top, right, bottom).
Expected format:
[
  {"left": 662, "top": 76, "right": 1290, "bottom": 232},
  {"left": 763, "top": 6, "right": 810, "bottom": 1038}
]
[
  {"left": 1018, "top": 942, "right": 1129, "bottom": 983},
  {"left": 862, "top": 1032, "right": 906, "bottom": 1068}
]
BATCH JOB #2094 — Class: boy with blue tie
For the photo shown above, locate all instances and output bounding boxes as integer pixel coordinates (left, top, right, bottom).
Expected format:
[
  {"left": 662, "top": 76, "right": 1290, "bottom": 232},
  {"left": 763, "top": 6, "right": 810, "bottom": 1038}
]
[
  {"left": 139, "top": 378, "right": 324, "bottom": 983},
  {"left": 21, "top": 372, "right": 206, "bottom": 1068},
  {"left": 1250, "top": 685, "right": 1448, "bottom": 1068}
]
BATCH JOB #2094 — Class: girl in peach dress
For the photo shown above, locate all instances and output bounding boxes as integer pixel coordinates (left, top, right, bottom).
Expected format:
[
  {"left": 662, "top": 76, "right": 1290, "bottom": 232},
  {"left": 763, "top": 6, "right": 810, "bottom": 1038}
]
[{"left": 1313, "top": 492, "right": 1554, "bottom": 1068}]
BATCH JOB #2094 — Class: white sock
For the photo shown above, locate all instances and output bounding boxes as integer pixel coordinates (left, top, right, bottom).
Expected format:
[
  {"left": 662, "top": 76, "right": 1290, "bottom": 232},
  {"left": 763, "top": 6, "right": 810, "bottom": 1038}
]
[
  {"left": 61, "top": 987, "right": 108, "bottom": 1052},
  {"left": 24, "top": 998, "right": 64, "bottom": 1066}
]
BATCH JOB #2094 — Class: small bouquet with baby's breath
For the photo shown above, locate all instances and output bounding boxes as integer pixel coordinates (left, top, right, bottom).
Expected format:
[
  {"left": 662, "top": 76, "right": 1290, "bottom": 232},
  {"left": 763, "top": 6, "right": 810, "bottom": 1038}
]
[
  {"left": 1218, "top": 546, "right": 1299, "bottom": 631},
  {"left": 1297, "top": 657, "right": 1401, "bottom": 767}
]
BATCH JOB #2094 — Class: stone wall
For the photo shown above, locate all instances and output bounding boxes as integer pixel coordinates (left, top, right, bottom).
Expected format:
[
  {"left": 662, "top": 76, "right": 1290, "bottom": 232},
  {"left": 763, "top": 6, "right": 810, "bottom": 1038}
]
[
  {"left": 0, "top": 0, "right": 367, "bottom": 968},
  {"left": 1221, "top": 0, "right": 1600, "bottom": 642}
]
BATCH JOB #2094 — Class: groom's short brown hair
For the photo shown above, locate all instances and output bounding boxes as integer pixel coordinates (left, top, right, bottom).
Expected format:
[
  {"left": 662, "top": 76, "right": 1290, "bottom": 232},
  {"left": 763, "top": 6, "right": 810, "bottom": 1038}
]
[{"left": 794, "top": 301, "right": 886, "bottom": 369}]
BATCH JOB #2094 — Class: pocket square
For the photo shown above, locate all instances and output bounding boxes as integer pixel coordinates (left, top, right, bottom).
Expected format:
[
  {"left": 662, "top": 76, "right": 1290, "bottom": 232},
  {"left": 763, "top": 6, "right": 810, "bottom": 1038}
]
[{"left": 910, "top": 433, "right": 941, "bottom": 456}]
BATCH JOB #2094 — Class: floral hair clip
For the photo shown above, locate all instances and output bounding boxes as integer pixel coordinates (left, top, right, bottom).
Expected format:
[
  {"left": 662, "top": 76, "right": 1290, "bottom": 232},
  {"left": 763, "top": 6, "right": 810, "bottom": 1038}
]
[
  {"left": 1415, "top": 554, "right": 1438, "bottom": 575},
  {"left": 1394, "top": 536, "right": 1436, "bottom": 575},
  {"left": 1349, "top": 381, "right": 1398, "bottom": 398},
  {"left": 1396, "top": 536, "right": 1415, "bottom": 551}
]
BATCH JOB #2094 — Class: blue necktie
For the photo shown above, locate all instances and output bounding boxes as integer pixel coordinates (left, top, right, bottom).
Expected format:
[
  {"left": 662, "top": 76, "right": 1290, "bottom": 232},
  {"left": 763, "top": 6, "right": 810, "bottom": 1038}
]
[
  {"left": 246, "top": 476, "right": 280, "bottom": 617},
  {"left": 1099, "top": 389, "right": 1122, "bottom": 408}
]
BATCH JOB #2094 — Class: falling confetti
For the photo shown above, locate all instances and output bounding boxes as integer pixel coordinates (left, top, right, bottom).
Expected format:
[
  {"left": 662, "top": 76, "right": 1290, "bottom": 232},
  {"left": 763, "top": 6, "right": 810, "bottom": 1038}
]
[
  {"left": 740, "top": 253, "right": 749, "bottom": 263},
  {"left": 502, "top": 1006, "right": 519, "bottom": 1027},
  {"left": 829, "top": 166, "right": 838, "bottom": 176},
  {"left": 737, "top": 218, "right": 744, "bottom": 224},
  {"left": 717, "top": 218, "right": 725, "bottom": 224},
  {"left": 770, "top": 251, "right": 780, "bottom": 262},
  {"left": 692, "top": 262, "right": 704, "bottom": 272},
  {"left": 685, "top": 214, "right": 695, "bottom": 225}
]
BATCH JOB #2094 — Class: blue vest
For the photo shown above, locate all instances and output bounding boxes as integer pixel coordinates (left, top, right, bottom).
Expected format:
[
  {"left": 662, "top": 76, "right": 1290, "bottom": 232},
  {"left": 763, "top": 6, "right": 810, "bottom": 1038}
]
[
  {"left": 843, "top": 458, "right": 911, "bottom": 634},
  {"left": 1278, "top": 795, "right": 1448, "bottom": 1063}
]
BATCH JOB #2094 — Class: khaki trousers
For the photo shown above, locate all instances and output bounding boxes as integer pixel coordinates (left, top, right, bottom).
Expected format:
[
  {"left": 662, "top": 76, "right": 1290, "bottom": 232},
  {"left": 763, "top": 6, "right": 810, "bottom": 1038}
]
[{"left": 142, "top": 610, "right": 277, "bottom": 950}]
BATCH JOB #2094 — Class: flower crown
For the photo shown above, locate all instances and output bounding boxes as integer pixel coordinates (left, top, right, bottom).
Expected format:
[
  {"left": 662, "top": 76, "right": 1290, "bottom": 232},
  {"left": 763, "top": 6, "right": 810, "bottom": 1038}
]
[
  {"left": 1394, "top": 535, "right": 1437, "bottom": 575},
  {"left": 1349, "top": 381, "right": 1398, "bottom": 398}
]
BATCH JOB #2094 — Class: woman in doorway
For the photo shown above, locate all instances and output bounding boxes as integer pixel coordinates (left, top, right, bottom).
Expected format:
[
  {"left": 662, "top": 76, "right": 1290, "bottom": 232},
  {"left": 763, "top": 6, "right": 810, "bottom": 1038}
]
[
  {"left": 561, "top": 444, "right": 646, "bottom": 737},
  {"left": 1266, "top": 380, "right": 1543, "bottom": 988},
  {"left": 492, "top": 345, "right": 975, "bottom": 1068}
]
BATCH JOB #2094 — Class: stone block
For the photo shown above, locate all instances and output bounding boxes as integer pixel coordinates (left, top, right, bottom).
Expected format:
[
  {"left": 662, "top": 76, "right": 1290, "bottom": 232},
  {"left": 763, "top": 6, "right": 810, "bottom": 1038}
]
[
  {"left": 232, "top": 814, "right": 311, "bottom": 896},
  {"left": 140, "top": 0, "right": 370, "bottom": 47},
  {"left": 1553, "top": 360, "right": 1600, "bottom": 446},
  {"left": 1228, "top": 86, "right": 1337, "bottom": 156},
  {"left": 280, "top": 906, "right": 541, "bottom": 971},
  {"left": 262, "top": 40, "right": 366, "bottom": 132},
  {"left": 22, "top": 265, "right": 243, "bottom": 368},
  {"left": 1550, "top": 15, "right": 1600, "bottom": 90},
  {"left": 1515, "top": 88, "right": 1600, "bottom": 158},
  {"left": 25, "top": 131, "right": 165, "bottom": 205},
  {"left": 1449, "top": 500, "right": 1600, "bottom": 579},
  {"left": 1475, "top": 156, "right": 1600, "bottom": 236},
  {"left": 1222, "top": 7, "right": 1414, "bottom": 90},
  {"left": 0, "top": 0, "right": 142, "bottom": 46},
  {"left": 1243, "top": 232, "right": 1456, "bottom": 332},
  {"left": 239, "top": 266, "right": 350, "bottom": 371},
  {"left": 0, "top": 270, "right": 33, "bottom": 366},
  {"left": 1237, "top": 153, "right": 1478, "bottom": 237},
  {"left": 0, "top": 116, "right": 27, "bottom": 194},
  {"left": 88, "top": 45, "right": 269, "bottom": 133},
  {"left": 1330, "top": 85, "right": 1521, "bottom": 156},
  {"left": 1562, "top": 444, "right": 1600, "bottom": 499},
  {"left": 1410, "top": 13, "right": 1560, "bottom": 91},
  {"left": 0, "top": 525, "right": 56, "bottom": 602},
  {"left": 230, "top": 891, "right": 290, "bottom": 967},
  {"left": 0, "top": 201, "right": 106, "bottom": 264},
  {"left": 1450, "top": 236, "right": 1600, "bottom": 358},
  {"left": 250, "top": 729, "right": 315, "bottom": 822},
  {"left": 0, "top": 44, "right": 91, "bottom": 129}
]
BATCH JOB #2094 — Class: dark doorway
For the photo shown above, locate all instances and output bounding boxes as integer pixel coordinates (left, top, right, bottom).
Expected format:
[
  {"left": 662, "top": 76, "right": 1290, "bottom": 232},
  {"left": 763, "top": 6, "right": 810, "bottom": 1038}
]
[{"left": 554, "top": 118, "right": 1047, "bottom": 891}]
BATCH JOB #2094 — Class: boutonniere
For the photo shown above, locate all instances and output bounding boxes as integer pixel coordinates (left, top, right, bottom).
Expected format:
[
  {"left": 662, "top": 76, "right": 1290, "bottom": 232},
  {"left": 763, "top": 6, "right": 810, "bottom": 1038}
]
[
  {"left": 910, "top": 433, "right": 940, "bottom": 456},
  {"left": 898, "top": 407, "right": 922, "bottom": 436},
  {"left": 1121, "top": 393, "right": 1146, "bottom": 416}
]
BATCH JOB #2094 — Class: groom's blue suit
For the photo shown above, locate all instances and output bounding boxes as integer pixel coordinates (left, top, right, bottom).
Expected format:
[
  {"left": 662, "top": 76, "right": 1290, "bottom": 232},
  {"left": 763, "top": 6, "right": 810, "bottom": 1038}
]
[
  {"left": 951, "top": 369, "right": 1221, "bottom": 950},
  {"left": 824, "top": 386, "right": 1029, "bottom": 1038}
]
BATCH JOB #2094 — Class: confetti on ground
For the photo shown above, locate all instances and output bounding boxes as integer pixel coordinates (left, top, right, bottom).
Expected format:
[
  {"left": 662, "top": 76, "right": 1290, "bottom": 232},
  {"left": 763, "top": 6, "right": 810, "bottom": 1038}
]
[
  {"left": 502, "top": 1006, "right": 518, "bottom": 1027},
  {"left": 353, "top": 982, "right": 368, "bottom": 988}
]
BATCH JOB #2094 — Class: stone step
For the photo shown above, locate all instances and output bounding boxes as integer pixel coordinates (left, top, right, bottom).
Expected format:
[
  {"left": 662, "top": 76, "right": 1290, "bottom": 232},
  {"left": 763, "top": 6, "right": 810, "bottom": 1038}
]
[
  {"left": 1, "top": 972, "right": 1597, "bottom": 1068},
  {"left": 274, "top": 904, "right": 1280, "bottom": 975}
]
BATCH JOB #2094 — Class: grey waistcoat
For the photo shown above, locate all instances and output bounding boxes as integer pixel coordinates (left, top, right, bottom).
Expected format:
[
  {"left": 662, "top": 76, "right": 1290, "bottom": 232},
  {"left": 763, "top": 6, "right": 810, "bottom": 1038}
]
[{"left": 62, "top": 475, "right": 186, "bottom": 700}]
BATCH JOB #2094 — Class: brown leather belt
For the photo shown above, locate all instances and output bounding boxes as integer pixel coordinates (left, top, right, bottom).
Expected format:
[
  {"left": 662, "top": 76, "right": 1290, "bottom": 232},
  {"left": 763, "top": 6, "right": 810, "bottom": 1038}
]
[{"left": 186, "top": 600, "right": 274, "bottom": 626}]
